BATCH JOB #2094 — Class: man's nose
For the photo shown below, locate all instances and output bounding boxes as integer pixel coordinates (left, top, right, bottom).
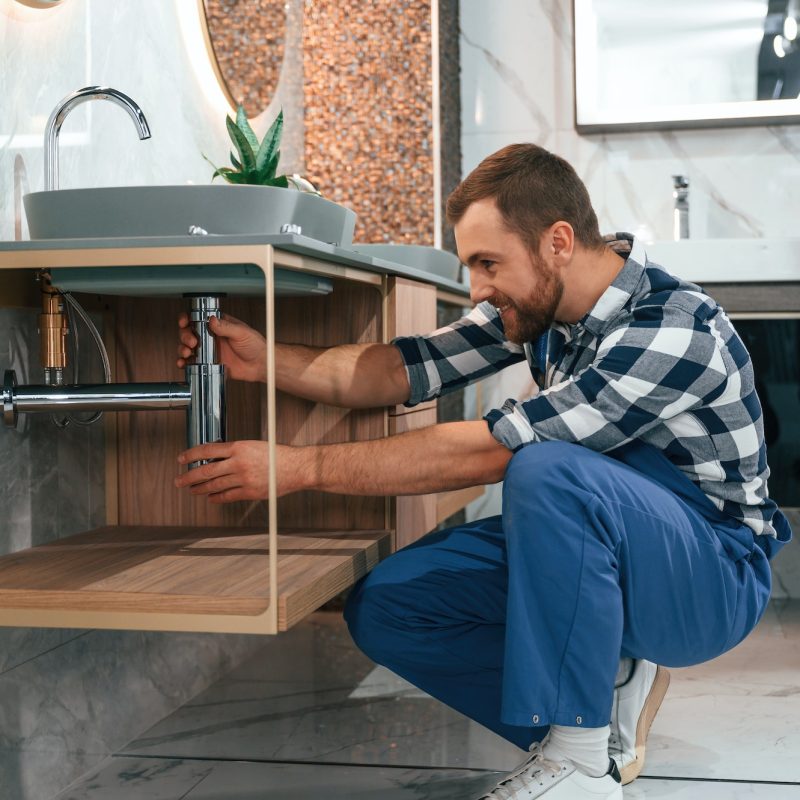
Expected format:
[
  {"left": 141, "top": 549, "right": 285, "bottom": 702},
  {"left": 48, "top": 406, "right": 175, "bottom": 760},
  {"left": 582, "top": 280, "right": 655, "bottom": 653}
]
[{"left": 469, "top": 273, "right": 493, "bottom": 305}]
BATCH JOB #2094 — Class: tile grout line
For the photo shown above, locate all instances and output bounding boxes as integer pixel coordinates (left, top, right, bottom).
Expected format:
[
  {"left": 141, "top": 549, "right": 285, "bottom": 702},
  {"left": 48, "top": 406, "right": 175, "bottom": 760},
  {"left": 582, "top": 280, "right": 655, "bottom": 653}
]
[
  {"left": 113, "top": 752, "right": 500, "bottom": 774},
  {"left": 114, "top": 753, "right": 800, "bottom": 785},
  {"left": 640, "top": 774, "right": 800, "bottom": 786},
  {"left": 0, "top": 630, "right": 93, "bottom": 677},
  {"left": 177, "top": 768, "right": 214, "bottom": 800}
]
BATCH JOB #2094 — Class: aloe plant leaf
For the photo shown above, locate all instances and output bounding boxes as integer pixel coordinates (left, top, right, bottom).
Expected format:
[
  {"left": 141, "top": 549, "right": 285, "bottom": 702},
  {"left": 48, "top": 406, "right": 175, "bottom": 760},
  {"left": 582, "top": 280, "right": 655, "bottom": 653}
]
[
  {"left": 210, "top": 166, "right": 237, "bottom": 182},
  {"left": 226, "top": 115, "right": 256, "bottom": 172},
  {"left": 257, "top": 150, "right": 280, "bottom": 182},
  {"left": 265, "top": 174, "right": 290, "bottom": 188},
  {"left": 256, "top": 109, "right": 283, "bottom": 172},
  {"left": 235, "top": 104, "right": 259, "bottom": 153},
  {"left": 203, "top": 153, "right": 230, "bottom": 181},
  {"left": 230, "top": 151, "right": 242, "bottom": 170},
  {"left": 222, "top": 170, "right": 251, "bottom": 185}
]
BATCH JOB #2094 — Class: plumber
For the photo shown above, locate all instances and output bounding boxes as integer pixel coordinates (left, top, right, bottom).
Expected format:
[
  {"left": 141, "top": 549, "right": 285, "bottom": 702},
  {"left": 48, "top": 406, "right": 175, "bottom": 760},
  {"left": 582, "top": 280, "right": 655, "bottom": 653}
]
[{"left": 174, "top": 143, "right": 792, "bottom": 800}]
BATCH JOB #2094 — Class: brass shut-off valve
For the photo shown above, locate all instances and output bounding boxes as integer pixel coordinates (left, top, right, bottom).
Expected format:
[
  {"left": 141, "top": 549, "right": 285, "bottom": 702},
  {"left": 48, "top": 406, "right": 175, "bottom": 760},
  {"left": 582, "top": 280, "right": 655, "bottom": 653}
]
[{"left": 39, "top": 278, "right": 68, "bottom": 385}]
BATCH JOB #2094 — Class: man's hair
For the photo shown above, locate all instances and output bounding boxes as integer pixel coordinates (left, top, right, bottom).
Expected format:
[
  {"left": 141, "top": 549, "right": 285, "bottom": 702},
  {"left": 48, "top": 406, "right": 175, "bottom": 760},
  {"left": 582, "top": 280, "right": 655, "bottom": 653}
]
[{"left": 446, "top": 143, "right": 605, "bottom": 252}]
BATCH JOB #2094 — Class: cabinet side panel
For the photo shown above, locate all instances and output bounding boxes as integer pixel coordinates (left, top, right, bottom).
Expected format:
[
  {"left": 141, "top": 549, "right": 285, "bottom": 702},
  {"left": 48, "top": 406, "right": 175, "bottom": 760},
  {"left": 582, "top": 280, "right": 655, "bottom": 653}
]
[{"left": 274, "top": 280, "right": 387, "bottom": 530}]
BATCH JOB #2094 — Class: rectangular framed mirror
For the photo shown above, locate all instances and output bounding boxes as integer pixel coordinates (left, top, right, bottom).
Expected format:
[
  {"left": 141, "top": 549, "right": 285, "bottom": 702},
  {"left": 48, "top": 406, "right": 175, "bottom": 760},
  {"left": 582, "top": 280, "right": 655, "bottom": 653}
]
[{"left": 574, "top": 0, "right": 800, "bottom": 133}]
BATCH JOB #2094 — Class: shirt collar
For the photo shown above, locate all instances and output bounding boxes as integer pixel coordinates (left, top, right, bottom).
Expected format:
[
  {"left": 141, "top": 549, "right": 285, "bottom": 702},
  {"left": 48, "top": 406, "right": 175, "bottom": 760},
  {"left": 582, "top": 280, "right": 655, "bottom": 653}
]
[{"left": 578, "top": 232, "right": 647, "bottom": 336}]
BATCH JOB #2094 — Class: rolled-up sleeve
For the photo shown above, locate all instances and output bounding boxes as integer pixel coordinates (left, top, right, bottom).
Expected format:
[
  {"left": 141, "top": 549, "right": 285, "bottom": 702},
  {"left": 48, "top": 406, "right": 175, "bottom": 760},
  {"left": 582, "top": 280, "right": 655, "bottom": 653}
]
[
  {"left": 392, "top": 301, "right": 526, "bottom": 407},
  {"left": 485, "top": 304, "right": 730, "bottom": 452}
]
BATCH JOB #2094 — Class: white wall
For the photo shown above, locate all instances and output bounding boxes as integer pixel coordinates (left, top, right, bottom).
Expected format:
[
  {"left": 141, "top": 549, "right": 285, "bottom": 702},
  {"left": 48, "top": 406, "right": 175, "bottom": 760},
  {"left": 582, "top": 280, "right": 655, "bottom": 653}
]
[
  {"left": 460, "top": 0, "right": 800, "bottom": 527},
  {"left": 460, "top": 0, "right": 800, "bottom": 244},
  {"left": 0, "top": 0, "right": 299, "bottom": 241}
]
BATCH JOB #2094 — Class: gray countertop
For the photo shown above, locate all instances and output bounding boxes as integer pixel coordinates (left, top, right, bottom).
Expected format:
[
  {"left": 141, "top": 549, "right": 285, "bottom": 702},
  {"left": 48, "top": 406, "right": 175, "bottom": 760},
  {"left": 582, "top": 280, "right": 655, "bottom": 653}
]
[{"left": 0, "top": 233, "right": 470, "bottom": 298}]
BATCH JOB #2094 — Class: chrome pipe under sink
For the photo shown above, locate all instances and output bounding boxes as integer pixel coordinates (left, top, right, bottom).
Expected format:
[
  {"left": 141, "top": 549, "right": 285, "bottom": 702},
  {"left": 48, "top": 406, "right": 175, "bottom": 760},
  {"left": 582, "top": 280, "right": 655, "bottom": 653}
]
[{"left": 3, "top": 294, "right": 227, "bottom": 470}]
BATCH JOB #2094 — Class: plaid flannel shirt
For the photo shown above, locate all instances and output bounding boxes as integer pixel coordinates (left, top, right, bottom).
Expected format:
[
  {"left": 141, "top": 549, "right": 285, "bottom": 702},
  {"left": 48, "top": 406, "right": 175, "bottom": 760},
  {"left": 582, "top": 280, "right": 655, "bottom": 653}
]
[{"left": 392, "top": 233, "right": 782, "bottom": 538}]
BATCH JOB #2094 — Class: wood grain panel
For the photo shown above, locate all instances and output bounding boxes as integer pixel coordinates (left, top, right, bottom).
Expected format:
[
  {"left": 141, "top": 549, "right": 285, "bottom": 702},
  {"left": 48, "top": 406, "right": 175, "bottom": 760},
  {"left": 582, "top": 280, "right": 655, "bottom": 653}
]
[
  {"left": 389, "top": 406, "right": 438, "bottom": 548},
  {"left": 111, "top": 297, "right": 267, "bottom": 529},
  {"left": 274, "top": 279, "right": 387, "bottom": 531},
  {"left": 385, "top": 276, "right": 438, "bottom": 417},
  {"left": 111, "top": 282, "right": 386, "bottom": 532},
  {"left": 0, "top": 525, "right": 391, "bottom": 631},
  {"left": 437, "top": 485, "right": 484, "bottom": 524}
]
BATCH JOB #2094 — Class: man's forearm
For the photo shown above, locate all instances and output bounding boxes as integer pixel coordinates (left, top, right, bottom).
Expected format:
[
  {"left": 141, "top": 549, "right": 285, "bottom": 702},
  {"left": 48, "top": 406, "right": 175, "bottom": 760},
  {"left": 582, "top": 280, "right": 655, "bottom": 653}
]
[
  {"left": 300, "top": 420, "right": 513, "bottom": 496},
  {"left": 275, "top": 341, "right": 411, "bottom": 408}
]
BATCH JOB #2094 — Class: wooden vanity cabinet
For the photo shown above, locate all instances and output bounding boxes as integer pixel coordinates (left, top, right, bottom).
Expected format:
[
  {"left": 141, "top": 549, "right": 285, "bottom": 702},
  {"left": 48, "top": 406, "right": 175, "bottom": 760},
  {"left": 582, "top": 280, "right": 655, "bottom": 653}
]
[{"left": 0, "top": 244, "right": 477, "bottom": 634}]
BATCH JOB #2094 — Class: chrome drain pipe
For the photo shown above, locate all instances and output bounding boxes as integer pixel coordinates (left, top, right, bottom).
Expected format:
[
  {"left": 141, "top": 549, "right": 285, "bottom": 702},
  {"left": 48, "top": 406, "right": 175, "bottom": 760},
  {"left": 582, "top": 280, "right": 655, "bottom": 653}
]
[
  {"left": 184, "top": 295, "right": 226, "bottom": 468},
  {"left": 2, "top": 376, "right": 190, "bottom": 422},
  {"left": 3, "top": 294, "right": 227, "bottom": 471}
]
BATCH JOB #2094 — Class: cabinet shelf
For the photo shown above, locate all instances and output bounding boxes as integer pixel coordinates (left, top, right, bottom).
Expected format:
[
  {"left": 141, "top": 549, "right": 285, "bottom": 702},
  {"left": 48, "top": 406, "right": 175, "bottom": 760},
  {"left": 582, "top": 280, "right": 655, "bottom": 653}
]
[{"left": 0, "top": 525, "right": 391, "bottom": 633}]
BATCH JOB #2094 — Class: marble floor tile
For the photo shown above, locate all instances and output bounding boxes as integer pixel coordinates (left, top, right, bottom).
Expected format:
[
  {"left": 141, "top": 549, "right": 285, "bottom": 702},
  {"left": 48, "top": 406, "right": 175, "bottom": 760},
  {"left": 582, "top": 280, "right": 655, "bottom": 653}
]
[
  {"left": 120, "top": 601, "right": 800, "bottom": 786},
  {"left": 627, "top": 778, "right": 800, "bottom": 799},
  {"left": 641, "top": 601, "right": 800, "bottom": 783},
  {"left": 54, "top": 757, "right": 214, "bottom": 800},
  {"left": 56, "top": 756, "right": 501, "bottom": 799},
  {"left": 55, "top": 756, "right": 800, "bottom": 799},
  {"left": 121, "top": 614, "right": 525, "bottom": 771}
]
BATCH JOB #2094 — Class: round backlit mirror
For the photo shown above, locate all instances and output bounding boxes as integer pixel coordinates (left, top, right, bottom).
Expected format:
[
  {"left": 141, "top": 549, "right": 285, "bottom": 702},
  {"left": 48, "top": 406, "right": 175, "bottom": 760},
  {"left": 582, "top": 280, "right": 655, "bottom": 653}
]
[
  {"left": 199, "top": 0, "right": 286, "bottom": 117},
  {"left": 14, "top": 0, "right": 64, "bottom": 6}
]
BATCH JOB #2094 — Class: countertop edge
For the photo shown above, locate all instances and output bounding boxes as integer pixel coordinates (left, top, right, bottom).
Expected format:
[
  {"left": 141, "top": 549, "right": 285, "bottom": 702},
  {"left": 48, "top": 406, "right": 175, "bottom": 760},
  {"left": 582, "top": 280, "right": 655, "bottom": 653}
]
[{"left": 0, "top": 234, "right": 470, "bottom": 298}]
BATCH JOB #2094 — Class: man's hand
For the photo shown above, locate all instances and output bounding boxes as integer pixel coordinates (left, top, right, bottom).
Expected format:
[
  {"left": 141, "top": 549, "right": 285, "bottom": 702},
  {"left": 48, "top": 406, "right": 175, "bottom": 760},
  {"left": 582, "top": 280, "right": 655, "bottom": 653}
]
[
  {"left": 177, "top": 313, "right": 266, "bottom": 382},
  {"left": 175, "top": 440, "right": 308, "bottom": 503}
]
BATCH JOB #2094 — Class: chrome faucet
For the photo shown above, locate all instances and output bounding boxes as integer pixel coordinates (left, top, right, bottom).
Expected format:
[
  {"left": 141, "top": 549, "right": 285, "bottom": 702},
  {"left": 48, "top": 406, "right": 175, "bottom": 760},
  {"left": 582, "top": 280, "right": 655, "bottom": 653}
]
[
  {"left": 672, "top": 175, "right": 689, "bottom": 241},
  {"left": 44, "top": 86, "right": 151, "bottom": 191}
]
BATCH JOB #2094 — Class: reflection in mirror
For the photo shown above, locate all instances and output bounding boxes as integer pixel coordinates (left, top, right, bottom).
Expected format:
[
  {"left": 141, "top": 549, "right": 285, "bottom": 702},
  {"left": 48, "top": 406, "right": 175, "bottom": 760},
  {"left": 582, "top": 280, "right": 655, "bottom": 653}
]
[
  {"left": 200, "top": 0, "right": 286, "bottom": 116},
  {"left": 574, "top": 0, "right": 800, "bottom": 132}
]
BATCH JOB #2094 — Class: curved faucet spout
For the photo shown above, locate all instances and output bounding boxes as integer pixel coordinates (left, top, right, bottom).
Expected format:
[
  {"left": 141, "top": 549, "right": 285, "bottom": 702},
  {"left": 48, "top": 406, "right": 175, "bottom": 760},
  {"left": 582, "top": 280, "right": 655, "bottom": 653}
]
[{"left": 44, "top": 86, "right": 152, "bottom": 191}]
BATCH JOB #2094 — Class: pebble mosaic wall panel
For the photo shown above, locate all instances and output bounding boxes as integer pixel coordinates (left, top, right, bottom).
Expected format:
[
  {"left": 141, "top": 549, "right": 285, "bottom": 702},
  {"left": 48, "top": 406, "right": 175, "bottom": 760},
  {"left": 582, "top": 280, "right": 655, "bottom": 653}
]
[{"left": 303, "top": 0, "right": 436, "bottom": 244}]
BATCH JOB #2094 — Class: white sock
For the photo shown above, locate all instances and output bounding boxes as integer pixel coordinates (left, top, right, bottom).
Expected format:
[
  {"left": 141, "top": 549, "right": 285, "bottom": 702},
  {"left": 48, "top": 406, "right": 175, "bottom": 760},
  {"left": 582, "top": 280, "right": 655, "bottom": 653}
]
[{"left": 541, "top": 724, "right": 610, "bottom": 778}]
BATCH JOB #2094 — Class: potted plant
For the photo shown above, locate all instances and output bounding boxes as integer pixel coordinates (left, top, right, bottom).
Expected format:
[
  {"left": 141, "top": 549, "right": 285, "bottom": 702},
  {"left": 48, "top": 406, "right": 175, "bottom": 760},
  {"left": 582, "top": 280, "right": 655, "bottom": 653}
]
[{"left": 205, "top": 106, "right": 320, "bottom": 194}]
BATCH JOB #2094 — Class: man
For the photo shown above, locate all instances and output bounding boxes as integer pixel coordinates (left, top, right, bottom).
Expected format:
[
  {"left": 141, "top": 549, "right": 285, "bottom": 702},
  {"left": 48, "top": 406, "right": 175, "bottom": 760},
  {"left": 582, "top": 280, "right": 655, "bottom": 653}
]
[{"left": 175, "top": 144, "right": 792, "bottom": 800}]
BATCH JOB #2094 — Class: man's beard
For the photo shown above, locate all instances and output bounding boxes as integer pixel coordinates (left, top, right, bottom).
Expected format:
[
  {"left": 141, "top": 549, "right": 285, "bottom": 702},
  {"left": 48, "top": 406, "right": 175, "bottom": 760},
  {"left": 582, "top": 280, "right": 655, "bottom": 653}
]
[{"left": 490, "top": 263, "right": 564, "bottom": 345}]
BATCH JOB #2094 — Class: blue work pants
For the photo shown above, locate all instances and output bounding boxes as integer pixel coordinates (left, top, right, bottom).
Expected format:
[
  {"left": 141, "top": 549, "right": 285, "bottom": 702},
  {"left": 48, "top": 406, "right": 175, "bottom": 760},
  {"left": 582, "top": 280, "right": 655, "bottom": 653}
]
[{"left": 344, "top": 441, "right": 790, "bottom": 749}]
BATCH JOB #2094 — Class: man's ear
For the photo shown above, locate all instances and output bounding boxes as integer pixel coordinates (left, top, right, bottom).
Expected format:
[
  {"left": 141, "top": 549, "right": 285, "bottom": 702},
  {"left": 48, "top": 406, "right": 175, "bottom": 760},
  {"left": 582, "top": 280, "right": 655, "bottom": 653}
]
[{"left": 549, "top": 221, "right": 575, "bottom": 263}]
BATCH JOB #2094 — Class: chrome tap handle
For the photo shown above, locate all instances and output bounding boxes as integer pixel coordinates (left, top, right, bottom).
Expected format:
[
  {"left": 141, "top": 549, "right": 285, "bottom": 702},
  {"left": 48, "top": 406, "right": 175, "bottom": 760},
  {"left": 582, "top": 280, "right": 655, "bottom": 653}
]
[
  {"left": 672, "top": 175, "right": 690, "bottom": 241},
  {"left": 44, "top": 86, "right": 151, "bottom": 191}
]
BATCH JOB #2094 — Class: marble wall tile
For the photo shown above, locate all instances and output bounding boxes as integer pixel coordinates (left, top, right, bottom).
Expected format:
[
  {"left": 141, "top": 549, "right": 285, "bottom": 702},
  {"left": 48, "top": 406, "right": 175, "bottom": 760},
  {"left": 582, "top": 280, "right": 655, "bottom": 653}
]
[
  {"left": 0, "top": 628, "right": 262, "bottom": 800},
  {"left": 460, "top": 2, "right": 800, "bottom": 533},
  {"left": 459, "top": 1, "right": 800, "bottom": 241}
]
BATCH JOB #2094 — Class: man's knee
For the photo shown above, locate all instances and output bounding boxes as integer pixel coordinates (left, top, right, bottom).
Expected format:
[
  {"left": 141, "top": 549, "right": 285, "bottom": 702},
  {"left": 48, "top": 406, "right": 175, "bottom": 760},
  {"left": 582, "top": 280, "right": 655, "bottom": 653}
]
[
  {"left": 343, "top": 570, "right": 403, "bottom": 663},
  {"left": 503, "top": 440, "right": 591, "bottom": 496}
]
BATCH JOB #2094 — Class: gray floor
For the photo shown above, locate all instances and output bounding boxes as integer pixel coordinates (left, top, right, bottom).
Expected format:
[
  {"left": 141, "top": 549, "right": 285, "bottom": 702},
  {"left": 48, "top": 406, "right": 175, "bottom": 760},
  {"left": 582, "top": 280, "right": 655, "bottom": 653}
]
[{"left": 55, "top": 601, "right": 800, "bottom": 799}]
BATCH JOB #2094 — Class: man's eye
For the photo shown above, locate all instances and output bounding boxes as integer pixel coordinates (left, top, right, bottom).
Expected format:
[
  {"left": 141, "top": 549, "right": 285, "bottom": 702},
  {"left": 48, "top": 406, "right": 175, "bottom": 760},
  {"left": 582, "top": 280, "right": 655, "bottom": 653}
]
[{"left": 481, "top": 260, "right": 496, "bottom": 269}]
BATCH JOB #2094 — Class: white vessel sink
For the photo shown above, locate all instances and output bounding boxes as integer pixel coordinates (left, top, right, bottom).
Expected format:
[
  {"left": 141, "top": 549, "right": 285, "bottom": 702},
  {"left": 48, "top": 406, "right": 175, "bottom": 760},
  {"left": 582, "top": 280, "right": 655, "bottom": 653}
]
[
  {"left": 645, "top": 239, "right": 800, "bottom": 283},
  {"left": 24, "top": 184, "right": 357, "bottom": 247}
]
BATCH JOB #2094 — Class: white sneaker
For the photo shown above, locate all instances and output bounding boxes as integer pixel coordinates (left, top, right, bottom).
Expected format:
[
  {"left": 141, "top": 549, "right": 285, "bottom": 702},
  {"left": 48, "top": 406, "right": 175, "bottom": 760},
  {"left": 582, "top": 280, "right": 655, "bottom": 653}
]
[
  {"left": 476, "top": 743, "right": 622, "bottom": 799},
  {"left": 609, "top": 659, "right": 670, "bottom": 784}
]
